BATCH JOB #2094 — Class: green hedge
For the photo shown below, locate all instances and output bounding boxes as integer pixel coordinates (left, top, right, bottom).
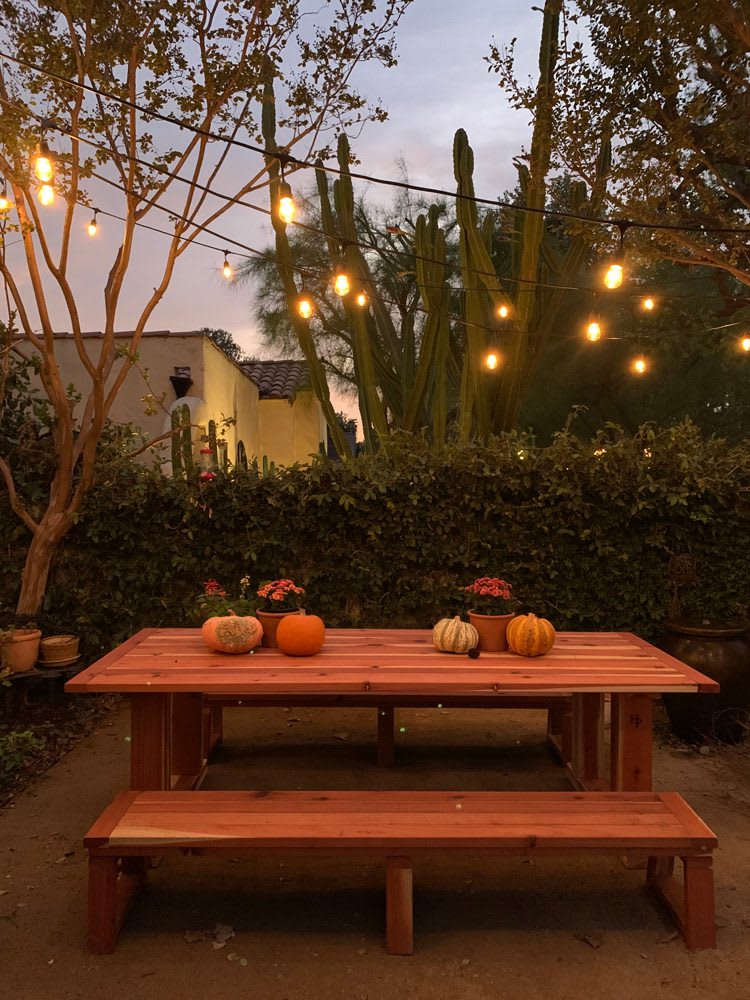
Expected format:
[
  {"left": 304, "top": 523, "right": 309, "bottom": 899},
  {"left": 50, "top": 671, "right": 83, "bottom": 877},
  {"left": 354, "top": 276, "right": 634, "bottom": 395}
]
[{"left": 1, "top": 422, "right": 748, "bottom": 658}]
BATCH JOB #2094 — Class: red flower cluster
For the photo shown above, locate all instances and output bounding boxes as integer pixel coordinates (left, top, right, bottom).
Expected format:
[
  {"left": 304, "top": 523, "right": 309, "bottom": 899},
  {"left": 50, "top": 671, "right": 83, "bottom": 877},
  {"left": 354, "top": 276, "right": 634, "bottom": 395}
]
[
  {"left": 465, "top": 577, "right": 513, "bottom": 600},
  {"left": 257, "top": 578, "right": 305, "bottom": 603},
  {"left": 203, "top": 579, "right": 227, "bottom": 598}
]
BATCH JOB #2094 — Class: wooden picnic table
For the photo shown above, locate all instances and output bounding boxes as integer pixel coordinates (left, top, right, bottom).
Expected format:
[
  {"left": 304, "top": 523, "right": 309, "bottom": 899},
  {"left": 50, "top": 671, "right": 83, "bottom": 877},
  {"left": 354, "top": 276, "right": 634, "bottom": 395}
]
[{"left": 66, "top": 628, "right": 718, "bottom": 793}]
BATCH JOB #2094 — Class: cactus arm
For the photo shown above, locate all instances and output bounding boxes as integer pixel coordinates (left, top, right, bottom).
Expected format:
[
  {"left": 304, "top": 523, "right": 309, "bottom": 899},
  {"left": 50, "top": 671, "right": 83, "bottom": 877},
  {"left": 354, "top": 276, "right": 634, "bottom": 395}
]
[{"left": 171, "top": 408, "right": 182, "bottom": 479}]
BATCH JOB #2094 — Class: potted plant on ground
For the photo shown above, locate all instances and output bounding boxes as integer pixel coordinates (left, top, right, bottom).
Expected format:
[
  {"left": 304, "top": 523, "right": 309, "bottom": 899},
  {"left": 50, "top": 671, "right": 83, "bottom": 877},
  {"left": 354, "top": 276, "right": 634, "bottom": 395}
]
[
  {"left": 660, "top": 554, "right": 750, "bottom": 743},
  {"left": 255, "top": 579, "right": 305, "bottom": 648},
  {"left": 0, "top": 624, "right": 42, "bottom": 673},
  {"left": 464, "top": 578, "right": 518, "bottom": 652}
]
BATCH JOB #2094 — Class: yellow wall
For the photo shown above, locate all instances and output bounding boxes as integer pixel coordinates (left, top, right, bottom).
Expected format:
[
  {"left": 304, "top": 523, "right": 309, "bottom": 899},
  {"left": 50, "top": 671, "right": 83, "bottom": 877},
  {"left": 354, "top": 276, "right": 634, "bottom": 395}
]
[
  {"left": 257, "top": 391, "right": 326, "bottom": 467},
  {"left": 34, "top": 334, "right": 324, "bottom": 472}
]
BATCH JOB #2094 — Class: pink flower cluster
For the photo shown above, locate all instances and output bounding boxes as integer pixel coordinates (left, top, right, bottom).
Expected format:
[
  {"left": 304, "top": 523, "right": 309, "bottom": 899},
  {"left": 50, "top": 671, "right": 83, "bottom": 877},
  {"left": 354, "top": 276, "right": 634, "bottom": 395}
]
[
  {"left": 204, "top": 579, "right": 227, "bottom": 598},
  {"left": 257, "top": 578, "right": 305, "bottom": 603},
  {"left": 465, "top": 577, "right": 513, "bottom": 600}
]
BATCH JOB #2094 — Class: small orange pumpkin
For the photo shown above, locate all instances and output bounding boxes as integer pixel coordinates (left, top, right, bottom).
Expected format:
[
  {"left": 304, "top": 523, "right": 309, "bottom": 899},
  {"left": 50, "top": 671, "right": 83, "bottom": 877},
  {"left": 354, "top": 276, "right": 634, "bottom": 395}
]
[
  {"left": 276, "top": 614, "right": 326, "bottom": 656},
  {"left": 506, "top": 613, "right": 556, "bottom": 657},
  {"left": 202, "top": 611, "right": 263, "bottom": 654}
]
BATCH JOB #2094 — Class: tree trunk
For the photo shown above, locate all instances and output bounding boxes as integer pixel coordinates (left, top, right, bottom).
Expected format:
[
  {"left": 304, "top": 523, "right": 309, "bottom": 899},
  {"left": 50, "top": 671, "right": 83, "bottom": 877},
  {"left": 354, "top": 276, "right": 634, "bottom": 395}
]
[{"left": 15, "top": 514, "right": 70, "bottom": 616}]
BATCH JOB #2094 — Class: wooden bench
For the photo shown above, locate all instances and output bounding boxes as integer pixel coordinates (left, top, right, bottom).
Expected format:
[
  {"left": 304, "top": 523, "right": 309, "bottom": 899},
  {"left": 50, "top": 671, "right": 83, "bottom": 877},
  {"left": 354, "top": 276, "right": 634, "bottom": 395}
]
[{"left": 84, "top": 790, "right": 717, "bottom": 955}]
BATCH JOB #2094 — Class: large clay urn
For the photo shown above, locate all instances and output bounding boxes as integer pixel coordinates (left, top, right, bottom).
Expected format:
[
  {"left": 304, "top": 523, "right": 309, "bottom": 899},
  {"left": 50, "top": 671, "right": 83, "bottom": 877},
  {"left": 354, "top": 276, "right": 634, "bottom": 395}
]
[{"left": 660, "top": 620, "right": 750, "bottom": 743}]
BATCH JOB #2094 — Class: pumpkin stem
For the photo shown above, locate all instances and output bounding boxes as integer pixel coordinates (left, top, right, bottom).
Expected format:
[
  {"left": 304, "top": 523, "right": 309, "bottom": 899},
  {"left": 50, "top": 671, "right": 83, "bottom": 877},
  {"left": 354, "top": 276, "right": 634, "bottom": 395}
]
[{"left": 227, "top": 609, "right": 237, "bottom": 617}]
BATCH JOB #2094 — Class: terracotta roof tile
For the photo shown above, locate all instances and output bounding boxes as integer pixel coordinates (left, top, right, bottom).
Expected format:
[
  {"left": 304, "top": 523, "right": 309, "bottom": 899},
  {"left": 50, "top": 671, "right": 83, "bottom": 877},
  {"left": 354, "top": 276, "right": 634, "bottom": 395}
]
[{"left": 241, "top": 360, "right": 311, "bottom": 400}]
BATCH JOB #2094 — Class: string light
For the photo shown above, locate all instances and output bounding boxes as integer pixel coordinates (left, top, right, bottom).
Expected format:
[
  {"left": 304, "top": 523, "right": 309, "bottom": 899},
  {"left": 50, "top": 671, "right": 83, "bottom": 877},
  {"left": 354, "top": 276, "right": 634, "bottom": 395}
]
[
  {"left": 0, "top": 188, "right": 11, "bottom": 213},
  {"left": 277, "top": 178, "right": 296, "bottom": 226},
  {"left": 642, "top": 296, "right": 655, "bottom": 311},
  {"left": 631, "top": 354, "right": 648, "bottom": 375},
  {"left": 741, "top": 335, "right": 750, "bottom": 353},
  {"left": 603, "top": 222, "right": 629, "bottom": 290},
  {"left": 496, "top": 304, "right": 511, "bottom": 319},
  {"left": 586, "top": 320, "right": 602, "bottom": 342},
  {"left": 333, "top": 271, "right": 350, "bottom": 297},
  {"left": 298, "top": 296, "right": 313, "bottom": 320},
  {"left": 32, "top": 139, "right": 53, "bottom": 182},
  {"left": 87, "top": 209, "right": 99, "bottom": 236},
  {"left": 221, "top": 250, "right": 232, "bottom": 280},
  {"left": 37, "top": 183, "right": 54, "bottom": 206},
  {"left": 355, "top": 291, "right": 368, "bottom": 307},
  {"left": 484, "top": 352, "right": 500, "bottom": 370}
]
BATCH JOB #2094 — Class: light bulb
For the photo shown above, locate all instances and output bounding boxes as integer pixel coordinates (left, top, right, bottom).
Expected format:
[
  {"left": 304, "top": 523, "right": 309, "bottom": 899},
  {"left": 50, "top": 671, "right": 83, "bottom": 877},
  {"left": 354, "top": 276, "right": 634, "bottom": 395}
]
[
  {"left": 604, "top": 263, "right": 623, "bottom": 289},
  {"left": 87, "top": 217, "right": 98, "bottom": 237},
  {"left": 484, "top": 352, "right": 500, "bottom": 370},
  {"left": 222, "top": 258, "right": 232, "bottom": 280},
  {"left": 586, "top": 320, "right": 602, "bottom": 342},
  {"left": 0, "top": 191, "right": 11, "bottom": 213},
  {"left": 33, "top": 142, "right": 54, "bottom": 183},
  {"left": 593, "top": 448, "right": 606, "bottom": 457},
  {"left": 298, "top": 297, "right": 313, "bottom": 320},
  {"left": 741, "top": 336, "right": 750, "bottom": 353},
  {"left": 497, "top": 304, "right": 510, "bottom": 319},
  {"left": 334, "top": 272, "right": 350, "bottom": 297},
  {"left": 355, "top": 292, "right": 368, "bottom": 307},
  {"left": 37, "top": 183, "right": 54, "bottom": 206},
  {"left": 642, "top": 296, "right": 655, "bottom": 311},
  {"left": 277, "top": 179, "right": 296, "bottom": 225},
  {"left": 632, "top": 355, "right": 648, "bottom": 375}
]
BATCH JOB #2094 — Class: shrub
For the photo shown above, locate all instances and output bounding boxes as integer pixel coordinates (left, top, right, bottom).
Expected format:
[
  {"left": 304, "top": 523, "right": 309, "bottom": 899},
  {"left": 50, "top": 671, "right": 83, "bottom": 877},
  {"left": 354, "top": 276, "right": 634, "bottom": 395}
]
[{"left": 1, "top": 421, "right": 747, "bottom": 658}]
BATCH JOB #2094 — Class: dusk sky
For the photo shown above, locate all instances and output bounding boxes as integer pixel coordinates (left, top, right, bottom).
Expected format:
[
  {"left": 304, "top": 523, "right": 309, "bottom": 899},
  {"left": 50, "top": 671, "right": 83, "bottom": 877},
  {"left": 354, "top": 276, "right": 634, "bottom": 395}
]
[{"left": 7, "top": 2, "right": 548, "bottom": 413}]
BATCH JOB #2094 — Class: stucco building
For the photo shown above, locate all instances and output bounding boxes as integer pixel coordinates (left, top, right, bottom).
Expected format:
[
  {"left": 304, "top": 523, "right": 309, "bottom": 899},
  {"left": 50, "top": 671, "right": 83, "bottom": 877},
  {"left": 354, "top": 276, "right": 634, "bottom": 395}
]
[{"left": 40, "top": 330, "right": 328, "bottom": 472}]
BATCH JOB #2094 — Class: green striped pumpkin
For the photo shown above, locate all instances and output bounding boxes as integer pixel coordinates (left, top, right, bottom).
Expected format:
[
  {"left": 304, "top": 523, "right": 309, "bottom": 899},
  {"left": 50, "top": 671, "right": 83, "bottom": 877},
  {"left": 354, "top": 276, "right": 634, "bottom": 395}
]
[{"left": 432, "top": 616, "right": 479, "bottom": 654}]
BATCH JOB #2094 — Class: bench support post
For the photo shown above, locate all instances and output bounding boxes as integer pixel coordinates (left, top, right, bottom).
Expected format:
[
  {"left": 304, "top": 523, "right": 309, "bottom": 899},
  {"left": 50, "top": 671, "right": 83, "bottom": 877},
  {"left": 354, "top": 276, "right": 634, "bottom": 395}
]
[
  {"left": 647, "top": 854, "right": 715, "bottom": 950},
  {"left": 378, "top": 707, "right": 395, "bottom": 767},
  {"left": 87, "top": 855, "right": 147, "bottom": 954},
  {"left": 386, "top": 856, "right": 413, "bottom": 955}
]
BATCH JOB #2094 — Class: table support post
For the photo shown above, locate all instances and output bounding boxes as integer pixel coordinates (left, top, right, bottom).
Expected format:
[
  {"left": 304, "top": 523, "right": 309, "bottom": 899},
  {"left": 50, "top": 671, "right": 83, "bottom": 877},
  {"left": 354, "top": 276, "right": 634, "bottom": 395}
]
[
  {"left": 171, "top": 693, "right": 206, "bottom": 789},
  {"left": 610, "top": 693, "right": 653, "bottom": 791},
  {"left": 570, "top": 693, "right": 605, "bottom": 789},
  {"left": 377, "top": 706, "right": 395, "bottom": 767},
  {"left": 546, "top": 700, "right": 572, "bottom": 765},
  {"left": 130, "top": 693, "right": 171, "bottom": 790}
]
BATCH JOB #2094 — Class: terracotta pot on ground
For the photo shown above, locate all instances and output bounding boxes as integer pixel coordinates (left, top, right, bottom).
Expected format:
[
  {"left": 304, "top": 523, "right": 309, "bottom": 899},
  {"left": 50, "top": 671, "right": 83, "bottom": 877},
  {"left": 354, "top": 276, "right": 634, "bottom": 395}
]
[
  {"left": 39, "top": 634, "right": 80, "bottom": 666},
  {"left": 468, "top": 612, "right": 515, "bottom": 653},
  {"left": 660, "top": 620, "right": 750, "bottom": 744},
  {"left": 0, "top": 629, "right": 42, "bottom": 673},
  {"left": 256, "top": 609, "right": 304, "bottom": 648}
]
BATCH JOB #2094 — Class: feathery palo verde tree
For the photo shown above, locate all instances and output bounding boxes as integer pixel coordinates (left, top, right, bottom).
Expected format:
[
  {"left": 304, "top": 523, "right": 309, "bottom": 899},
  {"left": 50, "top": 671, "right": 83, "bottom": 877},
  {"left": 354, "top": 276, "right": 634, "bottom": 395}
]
[
  {"left": 489, "top": 0, "right": 750, "bottom": 289},
  {"left": 0, "top": 0, "right": 413, "bottom": 615}
]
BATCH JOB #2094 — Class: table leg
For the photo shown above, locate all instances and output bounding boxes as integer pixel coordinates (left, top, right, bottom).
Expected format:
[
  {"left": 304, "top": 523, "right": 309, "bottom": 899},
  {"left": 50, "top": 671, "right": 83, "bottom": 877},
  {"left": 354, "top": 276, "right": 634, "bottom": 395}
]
[
  {"left": 610, "top": 693, "right": 653, "bottom": 791},
  {"left": 130, "top": 693, "right": 171, "bottom": 790},
  {"left": 171, "top": 693, "right": 206, "bottom": 790},
  {"left": 377, "top": 706, "right": 395, "bottom": 767},
  {"left": 546, "top": 700, "right": 572, "bottom": 765},
  {"left": 569, "top": 694, "right": 605, "bottom": 790}
]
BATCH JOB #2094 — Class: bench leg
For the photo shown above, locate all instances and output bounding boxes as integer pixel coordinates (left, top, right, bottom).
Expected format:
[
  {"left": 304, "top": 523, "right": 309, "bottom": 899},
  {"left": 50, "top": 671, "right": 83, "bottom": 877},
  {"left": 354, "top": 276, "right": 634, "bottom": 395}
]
[
  {"left": 87, "top": 854, "right": 147, "bottom": 954},
  {"left": 378, "top": 707, "right": 395, "bottom": 767},
  {"left": 647, "top": 855, "right": 715, "bottom": 950},
  {"left": 386, "top": 856, "right": 413, "bottom": 955},
  {"left": 683, "top": 856, "right": 716, "bottom": 950}
]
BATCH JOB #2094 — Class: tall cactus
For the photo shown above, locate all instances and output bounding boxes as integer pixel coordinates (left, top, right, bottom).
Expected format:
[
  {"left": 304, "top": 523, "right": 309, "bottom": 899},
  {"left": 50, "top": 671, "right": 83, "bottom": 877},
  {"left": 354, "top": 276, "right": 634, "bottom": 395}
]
[
  {"left": 170, "top": 408, "right": 182, "bottom": 479},
  {"left": 261, "top": 67, "right": 351, "bottom": 461}
]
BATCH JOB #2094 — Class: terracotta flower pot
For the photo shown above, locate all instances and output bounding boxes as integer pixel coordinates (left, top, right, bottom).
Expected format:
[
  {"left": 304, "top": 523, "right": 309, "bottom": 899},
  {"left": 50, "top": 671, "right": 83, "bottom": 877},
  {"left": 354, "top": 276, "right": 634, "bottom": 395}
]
[
  {"left": 0, "top": 628, "right": 42, "bottom": 673},
  {"left": 256, "top": 609, "right": 304, "bottom": 648},
  {"left": 39, "top": 634, "right": 80, "bottom": 665},
  {"left": 468, "top": 612, "right": 515, "bottom": 652}
]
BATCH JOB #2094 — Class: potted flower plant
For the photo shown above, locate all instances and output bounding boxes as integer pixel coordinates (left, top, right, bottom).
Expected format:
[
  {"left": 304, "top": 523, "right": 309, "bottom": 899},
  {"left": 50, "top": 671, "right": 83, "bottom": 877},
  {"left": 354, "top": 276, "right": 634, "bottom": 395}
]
[
  {"left": 255, "top": 579, "right": 305, "bottom": 647},
  {"left": 464, "top": 578, "right": 518, "bottom": 652}
]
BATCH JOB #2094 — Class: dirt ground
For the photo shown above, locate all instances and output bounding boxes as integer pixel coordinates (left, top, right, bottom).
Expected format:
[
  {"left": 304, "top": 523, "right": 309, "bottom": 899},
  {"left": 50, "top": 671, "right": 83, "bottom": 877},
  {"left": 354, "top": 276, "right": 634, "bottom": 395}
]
[{"left": 2, "top": 702, "right": 749, "bottom": 1000}]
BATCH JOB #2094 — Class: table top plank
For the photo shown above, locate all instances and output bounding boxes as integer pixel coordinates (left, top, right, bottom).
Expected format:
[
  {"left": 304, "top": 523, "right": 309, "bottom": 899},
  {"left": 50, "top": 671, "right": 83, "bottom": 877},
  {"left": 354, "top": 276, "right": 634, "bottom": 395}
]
[{"left": 66, "top": 628, "right": 719, "bottom": 695}]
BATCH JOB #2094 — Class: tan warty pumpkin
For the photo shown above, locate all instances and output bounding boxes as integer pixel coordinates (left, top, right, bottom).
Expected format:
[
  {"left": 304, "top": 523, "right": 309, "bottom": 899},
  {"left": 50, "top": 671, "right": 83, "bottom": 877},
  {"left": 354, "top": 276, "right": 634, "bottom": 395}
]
[
  {"left": 202, "top": 611, "right": 263, "bottom": 654},
  {"left": 506, "top": 613, "right": 556, "bottom": 657},
  {"left": 432, "top": 616, "right": 479, "bottom": 654}
]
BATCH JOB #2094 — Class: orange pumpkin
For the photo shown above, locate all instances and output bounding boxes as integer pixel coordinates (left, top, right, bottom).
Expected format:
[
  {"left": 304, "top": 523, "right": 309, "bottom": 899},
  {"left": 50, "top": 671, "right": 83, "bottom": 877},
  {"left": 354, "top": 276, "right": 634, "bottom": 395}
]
[
  {"left": 276, "top": 613, "right": 325, "bottom": 656},
  {"left": 506, "top": 613, "right": 556, "bottom": 657},
  {"left": 201, "top": 611, "right": 263, "bottom": 654}
]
